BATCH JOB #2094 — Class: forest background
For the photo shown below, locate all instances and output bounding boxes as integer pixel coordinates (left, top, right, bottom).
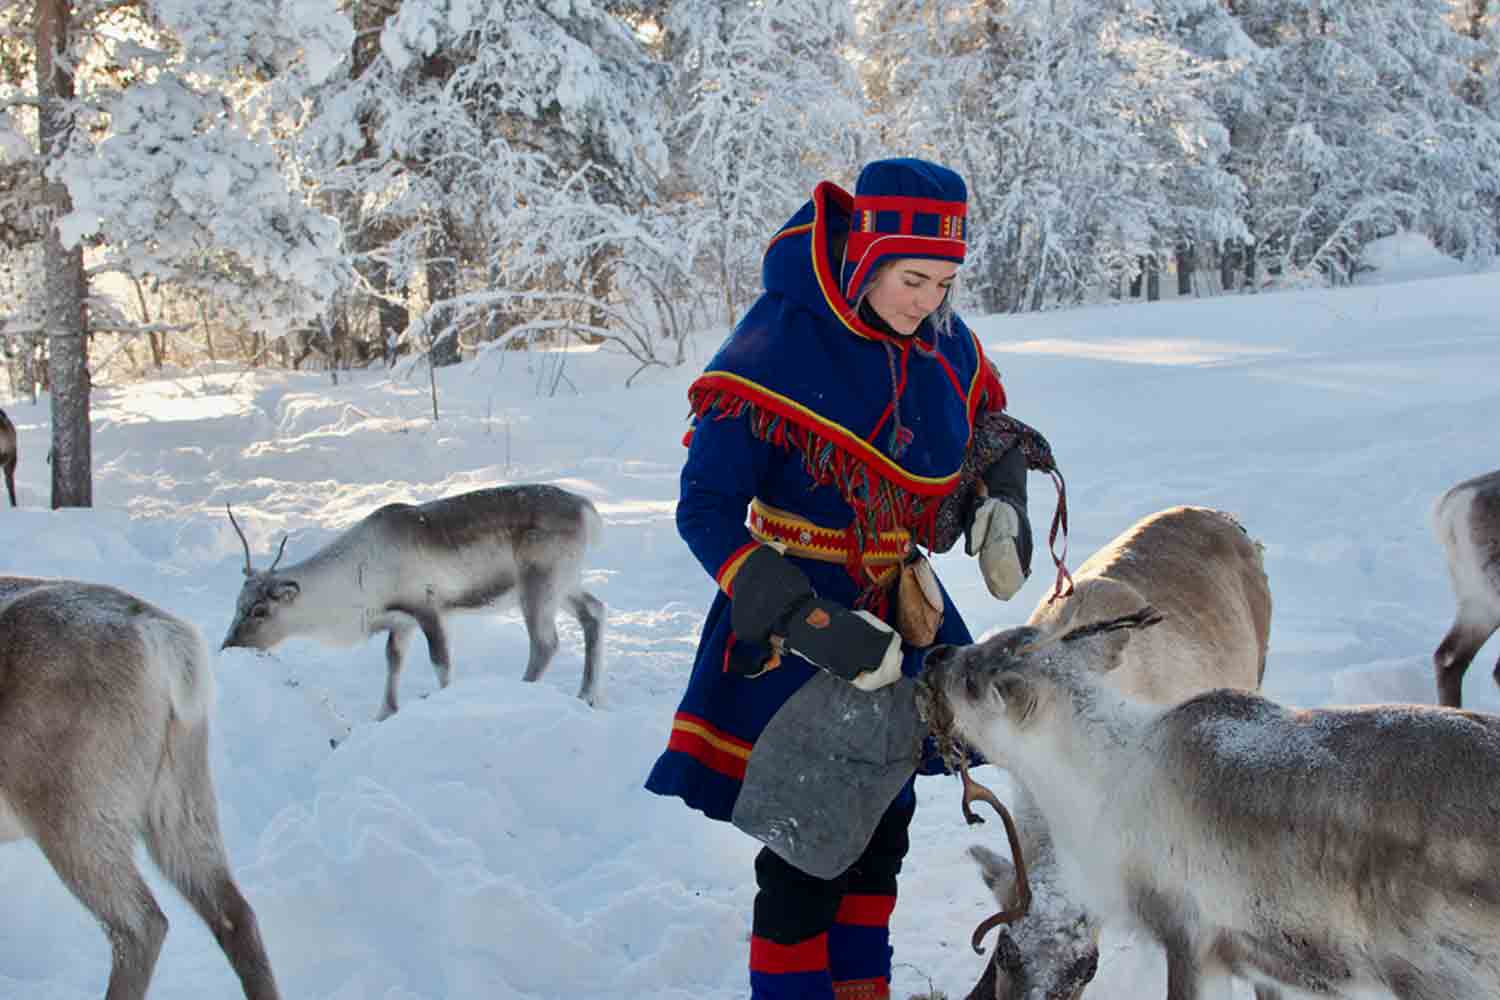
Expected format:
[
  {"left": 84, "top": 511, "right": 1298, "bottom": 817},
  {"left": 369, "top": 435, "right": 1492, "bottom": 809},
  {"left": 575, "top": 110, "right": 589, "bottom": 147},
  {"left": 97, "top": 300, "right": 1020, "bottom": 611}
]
[{"left": 3, "top": 0, "right": 1499, "bottom": 504}]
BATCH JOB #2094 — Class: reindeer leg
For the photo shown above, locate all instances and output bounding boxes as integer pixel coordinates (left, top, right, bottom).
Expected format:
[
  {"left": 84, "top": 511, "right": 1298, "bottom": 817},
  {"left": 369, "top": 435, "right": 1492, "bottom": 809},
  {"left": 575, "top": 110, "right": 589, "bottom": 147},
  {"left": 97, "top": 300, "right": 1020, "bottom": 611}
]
[
  {"left": 567, "top": 590, "right": 605, "bottom": 705},
  {"left": 1434, "top": 617, "right": 1490, "bottom": 708},
  {"left": 519, "top": 570, "right": 560, "bottom": 684},
  {"left": 1163, "top": 943, "right": 1204, "bottom": 1000},
  {"left": 410, "top": 610, "right": 452, "bottom": 689},
  {"left": 144, "top": 721, "right": 280, "bottom": 1000},
  {"left": 962, "top": 950, "right": 1000, "bottom": 1000},
  {"left": 1131, "top": 884, "right": 1207, "bottom": 1000},
  {"left": 380, "top": 623, "right": 415, "bottom": 720},
  {"left": 35, "top": 818, "right": 167, "bottom": 1000}
]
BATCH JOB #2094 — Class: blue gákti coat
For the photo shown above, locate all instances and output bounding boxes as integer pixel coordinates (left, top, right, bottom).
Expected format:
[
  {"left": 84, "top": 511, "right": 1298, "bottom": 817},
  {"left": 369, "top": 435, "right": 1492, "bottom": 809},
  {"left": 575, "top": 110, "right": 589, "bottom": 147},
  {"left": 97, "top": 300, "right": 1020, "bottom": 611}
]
[{"left": 644, "top": 180, "right": 1007, "bottom": 823}]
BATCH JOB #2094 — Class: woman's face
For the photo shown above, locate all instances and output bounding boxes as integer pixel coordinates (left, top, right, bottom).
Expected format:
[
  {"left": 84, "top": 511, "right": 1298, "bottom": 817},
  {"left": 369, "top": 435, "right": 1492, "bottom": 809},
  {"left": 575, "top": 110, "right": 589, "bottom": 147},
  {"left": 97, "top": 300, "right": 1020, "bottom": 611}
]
[{"left": 864, "top": 258, "right": 960, "bottom": 335}]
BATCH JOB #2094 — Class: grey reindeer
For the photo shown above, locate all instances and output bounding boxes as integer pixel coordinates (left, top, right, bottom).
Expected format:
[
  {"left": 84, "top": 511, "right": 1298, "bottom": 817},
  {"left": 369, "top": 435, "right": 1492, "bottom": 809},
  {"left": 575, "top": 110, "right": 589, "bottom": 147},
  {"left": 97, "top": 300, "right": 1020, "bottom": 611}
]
[
  {"left": 223, "top": 485, "right": 607, "bottom": 719},
  {"left": 1432, "top": 468, "right": 1500, "bottom": 708},
  {"left": 0, "top": 576, "right": 279, "bottom": 1000},
  {"left": 927, "top": 608, "right": 1500, "bottom": 1000},
  {"left": 955, "top": 506, "right": 1272, "bottom": 1000},
  {"left": 0, "top": 407, "right": 16, "bottom": 506}
]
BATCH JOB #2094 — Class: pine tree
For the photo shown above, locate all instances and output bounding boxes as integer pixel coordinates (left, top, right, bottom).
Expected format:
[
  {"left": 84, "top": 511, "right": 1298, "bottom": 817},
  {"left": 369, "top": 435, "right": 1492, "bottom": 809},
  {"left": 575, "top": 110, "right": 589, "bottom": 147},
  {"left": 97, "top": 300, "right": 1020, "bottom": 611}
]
[
  {"left": 860, "top": 0, "right": 1244, "bottom": 310},
  {"left": 1223, "top": 0, "right": 1500, "bottom": 283},
  {"left": 659, "top": 0, "right": 865, "bottom": 328},
  {"left": 301, "top": 0, "right": 669, "bottom": 370}
]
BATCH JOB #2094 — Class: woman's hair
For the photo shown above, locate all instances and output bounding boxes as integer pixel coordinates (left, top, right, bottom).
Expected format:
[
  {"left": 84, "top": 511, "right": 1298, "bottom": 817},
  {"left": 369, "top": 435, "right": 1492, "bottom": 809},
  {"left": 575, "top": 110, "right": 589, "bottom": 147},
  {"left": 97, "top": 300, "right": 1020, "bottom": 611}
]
[{"left": 854, "top": 261, "right": 959, "bottom": 338}]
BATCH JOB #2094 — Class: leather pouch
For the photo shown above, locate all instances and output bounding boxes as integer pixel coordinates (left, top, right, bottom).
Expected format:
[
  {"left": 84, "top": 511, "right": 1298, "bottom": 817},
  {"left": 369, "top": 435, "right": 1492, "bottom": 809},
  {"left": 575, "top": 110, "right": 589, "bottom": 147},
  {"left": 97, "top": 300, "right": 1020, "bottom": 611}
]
[{"left": 895, "top": 553, "right": 944, "bottom": 647}]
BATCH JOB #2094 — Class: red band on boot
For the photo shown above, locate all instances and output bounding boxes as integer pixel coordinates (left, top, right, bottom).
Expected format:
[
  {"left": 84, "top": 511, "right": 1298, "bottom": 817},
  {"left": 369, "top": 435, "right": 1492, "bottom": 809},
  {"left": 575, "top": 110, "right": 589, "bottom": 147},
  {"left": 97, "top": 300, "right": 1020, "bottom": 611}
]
[
  {"left": 751, "top": 932, "right": 830, "bottom": 975},
  {"left": 834, "top": 894, "right": 896, "bottom": 927}
]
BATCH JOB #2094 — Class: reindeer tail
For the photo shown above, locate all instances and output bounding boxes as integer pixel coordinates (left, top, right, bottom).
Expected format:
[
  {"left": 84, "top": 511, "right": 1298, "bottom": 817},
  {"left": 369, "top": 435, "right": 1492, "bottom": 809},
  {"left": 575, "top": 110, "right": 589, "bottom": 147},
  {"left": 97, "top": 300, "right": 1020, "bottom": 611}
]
[{"left": 581, "top": 499, "right": 605, "bottom": 550}]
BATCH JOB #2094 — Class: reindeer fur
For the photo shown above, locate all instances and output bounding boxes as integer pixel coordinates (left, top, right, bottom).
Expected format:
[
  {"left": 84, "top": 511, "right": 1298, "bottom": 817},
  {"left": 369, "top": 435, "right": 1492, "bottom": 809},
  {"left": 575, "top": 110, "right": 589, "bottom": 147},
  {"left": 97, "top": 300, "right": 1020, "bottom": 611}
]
[
  {"left": 0, "top": 576, "right": 278, "bottom": 1000},
  {"left": 1432, "top": 469, "right": 1500, "bottom": 708},
  {"left": 960, "top": 505, "right": 1271, "bottom": 1000},
  {"left": 930, "top": 615, "right": 1500, "bottom": 1000},
  {"left": 0, "top": 407, "right": 16, "bottom": 507},
  {"left": 223, "top": 484, "right": 606, "bottom": 719}
]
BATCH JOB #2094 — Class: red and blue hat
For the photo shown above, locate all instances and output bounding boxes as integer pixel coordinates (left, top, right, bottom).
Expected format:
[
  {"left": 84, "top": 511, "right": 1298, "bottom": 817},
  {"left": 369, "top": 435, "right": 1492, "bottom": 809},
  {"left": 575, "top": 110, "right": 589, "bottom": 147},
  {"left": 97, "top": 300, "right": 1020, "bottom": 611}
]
[{"left": 842, "top": 157, "right": 969, "bottom": 301}]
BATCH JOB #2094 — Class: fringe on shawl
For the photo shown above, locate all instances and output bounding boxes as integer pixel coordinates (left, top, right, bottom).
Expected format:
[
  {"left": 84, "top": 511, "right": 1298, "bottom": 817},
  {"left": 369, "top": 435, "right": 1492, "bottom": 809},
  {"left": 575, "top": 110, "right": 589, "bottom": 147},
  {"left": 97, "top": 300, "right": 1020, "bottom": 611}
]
[{"left": 690, "top": 387, "right": 943, "bottom": 614}]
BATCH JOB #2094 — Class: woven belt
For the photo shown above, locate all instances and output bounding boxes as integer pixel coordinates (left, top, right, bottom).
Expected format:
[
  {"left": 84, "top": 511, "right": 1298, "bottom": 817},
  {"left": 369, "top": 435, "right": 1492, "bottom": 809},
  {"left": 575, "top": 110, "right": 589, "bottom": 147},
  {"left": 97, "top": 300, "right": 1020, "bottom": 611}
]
[{"left": 748, "top": 499, "right": 911, "bottom": 585}]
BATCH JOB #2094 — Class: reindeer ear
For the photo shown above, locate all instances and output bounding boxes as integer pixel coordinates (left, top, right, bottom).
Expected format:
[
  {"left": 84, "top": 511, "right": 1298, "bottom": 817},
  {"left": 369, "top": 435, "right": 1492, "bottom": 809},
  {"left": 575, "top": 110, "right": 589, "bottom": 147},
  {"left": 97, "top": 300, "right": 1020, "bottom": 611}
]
[
  {"left": 1064, "top": 606, "right": 1161, "bottom": 674},
  {"left": 1084, "top": 629, "right": 1133, "bottom": 674},
  {"left": 269, "top": 580, "right": 300, "bottom": 603},
  {"left": 993, "top": 670, "right": 1035, "bottom": 720},
  {"left": 968, "top": 844, "right": 1016, "bottom": 900}
]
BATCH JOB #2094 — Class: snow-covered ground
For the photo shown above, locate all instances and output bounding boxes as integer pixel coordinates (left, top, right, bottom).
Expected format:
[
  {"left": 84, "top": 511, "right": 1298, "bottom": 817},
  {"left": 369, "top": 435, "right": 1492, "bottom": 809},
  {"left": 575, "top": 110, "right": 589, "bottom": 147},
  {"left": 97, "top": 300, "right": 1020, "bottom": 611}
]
[{"left": 0, "top": 243, "right": 1495, "bottom": 998}]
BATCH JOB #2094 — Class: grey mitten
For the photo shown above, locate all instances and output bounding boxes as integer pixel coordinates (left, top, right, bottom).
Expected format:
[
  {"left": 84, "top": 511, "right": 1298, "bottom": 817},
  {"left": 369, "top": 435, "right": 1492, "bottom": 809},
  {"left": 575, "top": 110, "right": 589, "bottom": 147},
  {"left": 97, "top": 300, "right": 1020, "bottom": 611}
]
[
  {"left": 965, "top": 446, "right": 1033, "bottom": 600},
  {"left": 731, "top": 672, "right": 925, "bottom": 877},
  {"left": 731, "top": 545, "right": 901, "bottom": 687}
]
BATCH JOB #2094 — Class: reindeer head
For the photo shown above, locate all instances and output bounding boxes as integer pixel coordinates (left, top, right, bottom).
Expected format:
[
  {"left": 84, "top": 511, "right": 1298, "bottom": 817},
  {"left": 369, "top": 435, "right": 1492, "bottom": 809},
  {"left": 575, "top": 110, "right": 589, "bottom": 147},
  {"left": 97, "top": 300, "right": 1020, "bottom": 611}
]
[
  {"left": 921, "top": 610, "right": 1161, "bottom": 1000},
  {"left": 921, "top": 609, "right": 1162, "bottom": 768},
  {"left": 221, "top": 505, "right": 301, "bottom": 651},
  {"left": 964, "top": 845, "right": 1100, "bottom": 1000}
]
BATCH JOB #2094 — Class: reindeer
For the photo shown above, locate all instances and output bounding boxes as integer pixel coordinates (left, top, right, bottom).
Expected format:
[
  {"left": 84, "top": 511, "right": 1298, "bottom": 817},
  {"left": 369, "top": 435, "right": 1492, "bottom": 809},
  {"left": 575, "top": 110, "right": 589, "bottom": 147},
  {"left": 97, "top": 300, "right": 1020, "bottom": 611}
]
[
  {"left": 223, "top": 484, "right": 607, "bottom": 719},
  {"left": 0, "top": 576, "right": 279, "bottom": 1000},
  {"left": 931, "top": 506, "right": 1272, "bottom": 1000},
  {"left": 924, "top": 609, "right": 1500, "bottom": 1000},
  {"left": 1432, "top": 469, "right": 1500, "bottom": 708},
  {"left": 0, "top": 406, "right": 16, "bottom": 506}
]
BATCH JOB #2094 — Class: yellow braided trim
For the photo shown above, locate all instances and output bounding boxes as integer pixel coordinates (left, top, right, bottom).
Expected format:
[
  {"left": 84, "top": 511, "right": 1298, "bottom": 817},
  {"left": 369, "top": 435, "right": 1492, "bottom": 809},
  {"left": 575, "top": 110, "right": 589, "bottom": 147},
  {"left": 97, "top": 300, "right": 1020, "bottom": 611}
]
[{"left": 747, "top": 499, "right": 911, "bottom": 566}]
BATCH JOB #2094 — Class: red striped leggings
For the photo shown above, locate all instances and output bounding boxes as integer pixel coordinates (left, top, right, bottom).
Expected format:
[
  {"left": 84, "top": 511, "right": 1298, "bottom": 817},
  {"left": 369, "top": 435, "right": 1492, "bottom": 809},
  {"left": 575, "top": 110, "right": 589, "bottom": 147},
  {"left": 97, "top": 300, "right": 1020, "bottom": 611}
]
[{"left": 748, "top": 786, "right": 916, "bottom": 999}]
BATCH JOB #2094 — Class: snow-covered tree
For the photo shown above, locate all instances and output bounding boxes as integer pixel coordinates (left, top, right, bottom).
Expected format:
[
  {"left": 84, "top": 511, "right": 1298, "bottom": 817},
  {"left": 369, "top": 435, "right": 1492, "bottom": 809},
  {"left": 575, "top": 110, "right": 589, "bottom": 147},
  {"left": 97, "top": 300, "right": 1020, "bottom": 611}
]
[
  {"left": 658, "top": 0, "right": 866, "bottom": 328},
  {"left": 2, "top": 0, "right": 350, "bottom": 503},
  {"left": 0, "top": 14, "right": 48, "bottom": 400},
  {"left": 1223, "top": 0, "right": 1500, "bottom": 283},
  {"left": 859, "top": 0, "right": 1246, "bottom": 311},
  {"left": 301, "top": 0, "right": 669, "bottom": 373},
  {"left": 55, "top": 0, "right": 353, "bottom": 340}
]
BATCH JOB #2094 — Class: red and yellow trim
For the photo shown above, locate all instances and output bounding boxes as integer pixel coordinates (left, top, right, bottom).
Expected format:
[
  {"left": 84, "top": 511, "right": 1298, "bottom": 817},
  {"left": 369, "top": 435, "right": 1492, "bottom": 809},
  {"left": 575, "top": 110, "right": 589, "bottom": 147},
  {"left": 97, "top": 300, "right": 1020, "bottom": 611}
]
[
  {"left": 666, "top": 712, "right": 752, "bottom": 782},
  {"left": 832, "top": 977, "right": 890, "bottom": 998},
  {"left": 805, "top": 181, "right": 913, "bottom": 346},
  {"left": 964, "top": 333, "right": 1006, "bottom": 416},
  {"left": 692, "top": 371, "right": 961, "bottom": 496},
  {"left": 715, "top": 540, "right": 760, "bottom": 595},
  {"left": 767, "top": 221, "right": 813, "bottom": 256},
  {"left": 748, "top": 500, "right": 909, "bottom": 578}
]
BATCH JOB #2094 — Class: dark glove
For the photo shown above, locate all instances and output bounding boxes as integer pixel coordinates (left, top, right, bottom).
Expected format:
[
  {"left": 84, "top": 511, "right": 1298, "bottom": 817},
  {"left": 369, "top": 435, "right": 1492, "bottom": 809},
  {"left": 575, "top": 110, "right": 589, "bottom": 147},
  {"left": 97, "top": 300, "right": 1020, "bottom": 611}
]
[
  {"left": 731, "top": 545, "right": 902, "bottom": 686},
  {"left": 982, "top": 443, "right": 1029, "bottom": 511},
  {"left": 965, "top": 446, "right": 1033, "bottom": 599}
]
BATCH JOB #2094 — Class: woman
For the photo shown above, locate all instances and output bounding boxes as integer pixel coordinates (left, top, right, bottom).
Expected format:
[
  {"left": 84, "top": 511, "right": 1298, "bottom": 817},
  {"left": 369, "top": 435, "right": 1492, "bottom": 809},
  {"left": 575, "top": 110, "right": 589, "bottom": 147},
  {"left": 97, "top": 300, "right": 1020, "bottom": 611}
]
[{"left": 645, "top": 158, "right": 1033, "bottom": 1000}]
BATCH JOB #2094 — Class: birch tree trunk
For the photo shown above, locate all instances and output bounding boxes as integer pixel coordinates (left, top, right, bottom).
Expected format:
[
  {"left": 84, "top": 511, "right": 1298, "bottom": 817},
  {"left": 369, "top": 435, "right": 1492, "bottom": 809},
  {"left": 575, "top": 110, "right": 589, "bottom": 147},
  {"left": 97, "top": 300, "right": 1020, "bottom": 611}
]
[{"left": 34, "top": 0, "right": 91, "bottom": 508}]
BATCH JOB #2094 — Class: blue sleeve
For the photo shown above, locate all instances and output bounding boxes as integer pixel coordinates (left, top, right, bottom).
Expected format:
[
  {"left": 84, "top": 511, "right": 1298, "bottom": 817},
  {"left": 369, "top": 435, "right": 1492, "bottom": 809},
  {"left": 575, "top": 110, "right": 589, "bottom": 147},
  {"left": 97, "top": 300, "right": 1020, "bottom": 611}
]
[{"left": 676, "top": 409, "right": 778, "bottom": 594}]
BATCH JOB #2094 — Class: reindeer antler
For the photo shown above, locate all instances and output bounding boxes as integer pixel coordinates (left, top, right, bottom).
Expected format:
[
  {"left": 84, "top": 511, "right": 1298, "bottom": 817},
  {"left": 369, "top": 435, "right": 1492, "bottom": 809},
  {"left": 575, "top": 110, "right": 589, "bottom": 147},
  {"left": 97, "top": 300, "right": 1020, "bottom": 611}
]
[
  {"left": 267, "top": 533, "right": 289, "bottom": 572},
  {"left": 226, "top": 504, "right": 254, "bottom": 576},
  {"left": 1011, "top": 605, "right": 1165, "bottom": 659},
  {"left": 959, "top": 760, "right": 1032, "bottom": 955},
  {"left": 226, "top": 504, "right": 288, "bottom": 576},
  {"left": 1059, "top": 606, "right": 1164, "bottom": 642}
]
